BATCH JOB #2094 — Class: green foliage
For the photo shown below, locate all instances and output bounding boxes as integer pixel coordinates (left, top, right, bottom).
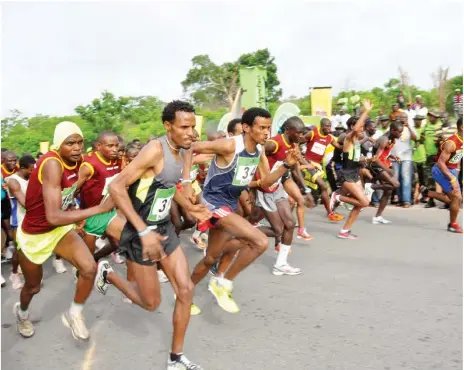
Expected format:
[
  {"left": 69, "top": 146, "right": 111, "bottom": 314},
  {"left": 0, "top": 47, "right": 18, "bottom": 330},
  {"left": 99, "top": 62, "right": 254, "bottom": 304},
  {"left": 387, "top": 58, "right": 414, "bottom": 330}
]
[{"left": 182, "top": 48, "right": 282, "bottom": 108}]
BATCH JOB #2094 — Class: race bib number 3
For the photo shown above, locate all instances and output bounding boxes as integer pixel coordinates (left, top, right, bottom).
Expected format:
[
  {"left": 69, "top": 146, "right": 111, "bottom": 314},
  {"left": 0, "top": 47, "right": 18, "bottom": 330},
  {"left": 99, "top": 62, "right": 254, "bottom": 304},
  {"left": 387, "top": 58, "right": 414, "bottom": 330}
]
[
  {"left": 147, "top": 186, "right": 176, "bottom": 222},
  {"left": 232, "top": 156, "right": 260, "bottom": 186},
  {"left": 311, "top": 142, "right": 327, "bottom": 156}
]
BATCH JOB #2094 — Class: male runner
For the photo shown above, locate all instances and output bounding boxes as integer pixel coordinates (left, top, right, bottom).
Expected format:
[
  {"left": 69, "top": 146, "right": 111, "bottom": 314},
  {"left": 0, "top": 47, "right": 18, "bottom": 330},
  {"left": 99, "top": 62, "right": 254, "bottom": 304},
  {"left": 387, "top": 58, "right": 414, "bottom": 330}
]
[
  {"left": 368, "top": 121, "right": 403, "bottom": 224},
  {"left": 1, "top": 150, "right": 18, "bottom": 260},
  {"left": 105, "top": 100, "right": 211, "bottom": 369},
  {"left": 6, "top": 155, "right": 36, "bottom": 289},
  {"left": 303, "top": 118, "right": 344, "bottom": 221},
  {"left": 329, "top": 100, "right": 373, "bottom": 238},
  {"left": 15, "top": 121, "right": 113, "bottom": 340},
  {"left": 421, "top": 117, "right": 463, "bottom": 233},
  {"left": 190, "top": 107, "right": 299, "bottom": 314},
  {"left": 227, "top": 118, "right": 243, "bottom": 137}
]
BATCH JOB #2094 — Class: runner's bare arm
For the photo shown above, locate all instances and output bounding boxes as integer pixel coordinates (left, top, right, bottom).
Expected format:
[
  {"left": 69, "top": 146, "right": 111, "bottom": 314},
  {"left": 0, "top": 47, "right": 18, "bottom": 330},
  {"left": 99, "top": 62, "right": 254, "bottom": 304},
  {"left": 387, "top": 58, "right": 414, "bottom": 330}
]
[
  {"left": 173, "top": 191, "right": 212, "bottom": 222},
  {"left": 191, "top": 138, "right": 235, "bottom": 156},
  {"left": 42, "top": 159, "right": 111, "bottom": 226},
  {"left": 7, "top": 178, "right": 25, "bottom": 208},
  {"left": 437, "top": 141, "right": 457, "bottom": 181},
  {"left": 181, "top": 148, "right": 194, "bottom": 201},
  {"left": 330, "top": 136, "right": 342, "bottom": 150},
  {"left": 371, "top": 136, "right": 392, "bottom": 171},
  {"left": 109, "top": 140, "right": 161, "bottom": 233},
  {"left": 258, "top": 150, "right": 297, "bottom": 188},
  {"left": 264, "top": 140, "right": 278, "bottom": 156},
  {"left": 75, "top": 162, "right": 93, "bottom": 191},
  {"left": 345, "top": 100, "right": 373, "bottom": 145},
  {"left": 192, "top": 153, "right": 214, "bottom": 164}
]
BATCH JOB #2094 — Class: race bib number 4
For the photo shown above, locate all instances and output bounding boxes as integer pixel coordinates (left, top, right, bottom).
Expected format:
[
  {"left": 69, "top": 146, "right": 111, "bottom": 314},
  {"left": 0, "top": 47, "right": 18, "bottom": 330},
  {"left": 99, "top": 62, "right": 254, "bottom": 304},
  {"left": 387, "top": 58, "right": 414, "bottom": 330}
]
[
  {"left": 232, "top": 156, "right": 260, "bottom": 186},
  {"left": 449, "top": 149, "right": 463, "bottom": 164},
  {"left": 311, "top": 142, "right": 327, "bottom": 156},
  {"left": 147, "top": 186, "right": 176, "bottom": 222},
  {"left": 61, "top": 183, "right": 78, "bottom": 210}
]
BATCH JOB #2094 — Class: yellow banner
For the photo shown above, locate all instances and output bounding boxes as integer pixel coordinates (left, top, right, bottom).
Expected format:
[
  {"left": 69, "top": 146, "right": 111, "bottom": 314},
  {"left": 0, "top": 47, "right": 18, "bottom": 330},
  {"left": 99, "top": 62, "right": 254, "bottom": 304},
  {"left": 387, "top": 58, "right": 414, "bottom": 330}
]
[
  {"left": 39, "top": 142, "right": 49, "bottom": 154},
  {"left": 311, "top": 87, "right": 332, "bottom": 117},
  {"left": 195, "top": 115, "right": 204, "bottom": 136}
]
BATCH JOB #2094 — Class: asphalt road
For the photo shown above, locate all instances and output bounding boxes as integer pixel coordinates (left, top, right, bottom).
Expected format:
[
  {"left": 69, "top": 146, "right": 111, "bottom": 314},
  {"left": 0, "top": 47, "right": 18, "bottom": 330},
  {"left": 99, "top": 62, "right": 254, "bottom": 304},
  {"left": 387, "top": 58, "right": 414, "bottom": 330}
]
[{"left": 1, "top": 206, "right": 462, "bottom": 370}]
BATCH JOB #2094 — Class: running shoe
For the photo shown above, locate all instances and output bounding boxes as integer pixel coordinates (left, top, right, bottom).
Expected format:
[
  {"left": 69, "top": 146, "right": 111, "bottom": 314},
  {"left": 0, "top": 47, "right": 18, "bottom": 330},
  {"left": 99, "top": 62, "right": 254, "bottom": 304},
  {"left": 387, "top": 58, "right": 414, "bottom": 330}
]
[
  {"left": 14, "top": 302, "right": 34, "bottom": 338},
  {"left": 190, "top": 304, "right": 201, "bottom": 316},
  {"left": 328, "top": 212, "right": 344, "bottom": 221},
  {"left": 1, "top": 274, "right": 6, "bottom": 288},
  {"left": 297, "top": 228, "right": 314, "bottom": 241},
  {"left": 111, "top": 252, "right": 125, "bottom": 264},
  {"left": 329, "top": 191, "right": 340, "bottom": 213},
  {"left": 167, "top": 354, "right": 203, "bottom": 370},
  {"left": 53, "top": 258, "right": 67, "bottom": 274},
  {"left": 208, "top": 278, "right": 239, "bottom": 314},
  {"left": 448, "top": 223, "right": 463, "bottom": 234},
  {"left": 157, "top": 269, "right": 169, "bottom": 283},
  {"left": 274, "top": 244, "right": 293, "bottom": 253},
  {"left": 9, "top": 273, "right": 23, "bottom": 290},
  {"left": 337, "top": 230, "right": 358, "bottom": 240},
  {"left": 122, "top": 296, "right": 133, "bottom": 304},
  {"left": 190, "top": 236, "right": 207, "bottom": 251},
  {"left": 364, "top": 183, "right": 374, "bottom": 202},
  {"left": 343, "top": 202, "right": 354, "bottom": 211},
  {"left": 95, "top": 260, "right": 113, "bottom": 295},
  {"left": 4, "top": 241, "right": 15, "bottom": 260},
  {"left": 372, "top": 216, "right": 391, "bottom": 225},
  {"left": 17, "top": 265, "right": 22, "bottom": 274},
  {"left": 272, "top": 264, "right": 302, "bottom": 276},
  {"left": 61, "top": 311, "right": 90, "bottom": 341}
]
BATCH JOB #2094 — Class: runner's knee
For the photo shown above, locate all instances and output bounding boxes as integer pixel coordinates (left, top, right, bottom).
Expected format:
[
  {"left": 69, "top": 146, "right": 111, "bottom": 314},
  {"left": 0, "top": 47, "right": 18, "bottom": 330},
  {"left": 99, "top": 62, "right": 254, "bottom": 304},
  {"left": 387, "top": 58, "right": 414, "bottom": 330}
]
[
  {"left": 176, "top": 281, "right": 194, "bottom": 303},
  {"left": 143, "top": 295, "right": 161, "bottom": 312},
  {"left": 79, "top": 261, "right": 97, "bottom": 280},
  {"left": 24, "top": 282, "right": 41, "bottom": 295},
  {"left": 360, "top": 198, "right": 370, "bottom": 208},
  {"left": 282, "top": 217, "right": 296, "bottom": 231},
  {"left": 204, "top": 254, "right": 220, "bottom": 268},
  {"left": 254, "top": 235, "right": 269, "bottom": 254}
]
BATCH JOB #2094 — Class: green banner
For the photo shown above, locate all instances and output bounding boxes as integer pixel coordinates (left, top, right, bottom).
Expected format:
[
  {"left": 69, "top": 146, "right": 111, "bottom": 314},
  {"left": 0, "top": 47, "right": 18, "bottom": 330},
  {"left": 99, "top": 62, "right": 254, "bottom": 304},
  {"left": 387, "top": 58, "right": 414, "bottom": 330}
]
[{"left": 239, "top": 66, "right": 267, "bottom": 109}]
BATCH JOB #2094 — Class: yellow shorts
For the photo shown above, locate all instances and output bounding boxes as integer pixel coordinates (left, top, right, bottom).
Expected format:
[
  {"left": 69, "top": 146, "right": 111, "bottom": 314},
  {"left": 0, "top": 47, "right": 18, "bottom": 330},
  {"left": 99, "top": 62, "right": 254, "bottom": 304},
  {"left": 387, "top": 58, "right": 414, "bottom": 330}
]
[
  {"left": 17, "top": 224, "right": 74, "bottom": 265},
  {"left": 192, "top": 180, "right": 202, "bottom": 196},
  {"left": 303, "top": 168, "right": 326, "bottom": 190}
]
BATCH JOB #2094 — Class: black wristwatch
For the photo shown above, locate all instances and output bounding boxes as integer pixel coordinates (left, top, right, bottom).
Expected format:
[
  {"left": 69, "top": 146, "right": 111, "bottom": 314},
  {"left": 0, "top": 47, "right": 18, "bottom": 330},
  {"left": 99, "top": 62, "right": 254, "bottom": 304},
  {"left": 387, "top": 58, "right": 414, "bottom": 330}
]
[{"left": 283, "top": 161, "right": 291, "bottom": 169}]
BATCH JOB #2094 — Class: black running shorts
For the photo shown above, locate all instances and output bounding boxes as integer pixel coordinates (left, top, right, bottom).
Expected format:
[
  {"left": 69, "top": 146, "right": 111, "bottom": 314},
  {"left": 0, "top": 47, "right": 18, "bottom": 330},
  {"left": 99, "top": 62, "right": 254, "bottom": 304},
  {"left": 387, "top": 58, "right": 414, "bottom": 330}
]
[
  {"left": 119, "top": 220, "right": 179, "bottom": 266},
  {"left": 339, "top": 168, "right": 360, "bottom": 184},
  {"left": 1, "top": 197, "right": 11, "bottom": 221}
]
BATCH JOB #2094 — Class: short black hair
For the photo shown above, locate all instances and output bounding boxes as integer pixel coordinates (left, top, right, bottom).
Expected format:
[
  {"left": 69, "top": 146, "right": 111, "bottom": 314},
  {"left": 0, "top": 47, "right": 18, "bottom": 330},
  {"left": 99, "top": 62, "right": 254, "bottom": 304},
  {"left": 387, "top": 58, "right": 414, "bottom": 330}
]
[
  {"left": 1, "top": 148, "right": 7, "bottom": 153},
  {"left": 346, "top": 116, "right": 357, "bottom": 129},
  {"left": 4, "top": 150, "right": 17, "bottom": 158},
  {"left": 390, "top": 120, "right": 404, "bottom": 131},
  {"left": 364, "top": 119, "right": 375, "bottom": 128},
  {"left": 19, "top": 155, "right": 36, "bottom": 169},
  {"left": 283, "top": 116, "right": 305, "bottom": 131},
  {"left": 320, "top": 117, "right": 331, "bottom": 125},
  {"left": 126, "top": 145, "right": 140, "bottom": 154},
  {"left": 457, "top": 117, "right": 463, "bottom": 129},
  {"left": 227, "top": 118, "right": 242, "bottom": 134},
  {"left": 36, "top": 152, "right": 43, "bottom": 158},
  {"left": 162, "top": 100, "right": 195, "bottom": 123},
  {"left": 97, "top": 131, "right": 117, "bottom": 143},
  {"left": 241, "top": 107, "right": 271, "bottom": 127},
  {"left": 132, "top": 138, "right": 140, "bottom": 143}
]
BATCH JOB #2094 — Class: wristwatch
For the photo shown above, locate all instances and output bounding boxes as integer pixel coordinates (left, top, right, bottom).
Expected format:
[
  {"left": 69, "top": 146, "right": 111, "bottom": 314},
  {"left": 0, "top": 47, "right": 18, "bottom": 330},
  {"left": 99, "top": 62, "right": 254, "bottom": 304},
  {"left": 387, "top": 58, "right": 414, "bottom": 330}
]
[{"left": 283, "top": 161, "right": 291, "bottom": 169}]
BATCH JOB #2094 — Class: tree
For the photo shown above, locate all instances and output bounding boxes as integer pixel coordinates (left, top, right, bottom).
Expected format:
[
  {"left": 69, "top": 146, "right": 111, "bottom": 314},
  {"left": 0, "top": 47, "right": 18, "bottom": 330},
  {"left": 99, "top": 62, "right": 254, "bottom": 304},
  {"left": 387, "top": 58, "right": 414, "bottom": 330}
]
[{"left": 182, "top": 49, "right": 282, "bottom": 109}]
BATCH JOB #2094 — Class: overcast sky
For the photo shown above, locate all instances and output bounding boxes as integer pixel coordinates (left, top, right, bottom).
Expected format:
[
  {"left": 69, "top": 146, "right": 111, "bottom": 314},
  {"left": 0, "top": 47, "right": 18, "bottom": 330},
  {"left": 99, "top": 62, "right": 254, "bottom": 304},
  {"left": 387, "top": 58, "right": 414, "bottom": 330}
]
[{"left": 1, "top": 1, "right": 462, "bottom": 117}]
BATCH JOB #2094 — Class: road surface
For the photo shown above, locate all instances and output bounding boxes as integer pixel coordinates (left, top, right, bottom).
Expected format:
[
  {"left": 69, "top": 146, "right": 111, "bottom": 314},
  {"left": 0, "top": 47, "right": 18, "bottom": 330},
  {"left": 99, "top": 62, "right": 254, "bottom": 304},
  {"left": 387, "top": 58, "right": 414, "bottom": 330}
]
[{"left": 2, "top": 206, "right": 462, "bottom": 370}]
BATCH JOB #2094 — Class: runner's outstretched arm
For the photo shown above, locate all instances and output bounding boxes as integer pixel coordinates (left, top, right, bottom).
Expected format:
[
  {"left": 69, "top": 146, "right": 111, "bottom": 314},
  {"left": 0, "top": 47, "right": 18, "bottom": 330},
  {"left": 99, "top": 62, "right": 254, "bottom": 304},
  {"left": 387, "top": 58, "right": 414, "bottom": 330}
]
[{"left": 7, "top": 179, "right": 25, "bottom": 208}]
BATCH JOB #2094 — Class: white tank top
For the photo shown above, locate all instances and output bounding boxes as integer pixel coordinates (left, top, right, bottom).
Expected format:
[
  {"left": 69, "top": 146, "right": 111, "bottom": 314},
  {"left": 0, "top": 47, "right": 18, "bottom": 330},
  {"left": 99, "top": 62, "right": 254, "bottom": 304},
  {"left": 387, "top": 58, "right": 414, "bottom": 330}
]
[{"left": 7, "top": 174, "right": 28, "bottom": 227}]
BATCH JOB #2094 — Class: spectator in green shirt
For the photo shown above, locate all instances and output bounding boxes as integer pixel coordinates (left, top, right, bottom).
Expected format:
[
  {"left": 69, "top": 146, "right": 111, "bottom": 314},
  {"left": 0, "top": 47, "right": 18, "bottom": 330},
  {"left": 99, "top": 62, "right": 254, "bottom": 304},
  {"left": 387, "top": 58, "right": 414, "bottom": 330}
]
[{"left": 423, "top": 110, "right": 442, "bottom": 207}]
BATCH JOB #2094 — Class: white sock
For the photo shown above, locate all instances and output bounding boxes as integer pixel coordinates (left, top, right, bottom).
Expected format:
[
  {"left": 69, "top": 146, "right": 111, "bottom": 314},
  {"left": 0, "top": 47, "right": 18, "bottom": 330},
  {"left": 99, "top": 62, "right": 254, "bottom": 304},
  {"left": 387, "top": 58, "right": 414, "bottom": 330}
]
[
  {"left": 217, "top": 276, "right": 233, "bottom": 289},
  {"left": 69, "top": 302, "right": 84, "bottom": 316},
  {"left": 341, "top": 229, "right": 349, "bottom": 233},
  {"left": 192, "top": 227, "right": 201, "bottom": 239},
  {"left": 276, "top": 244, "right": 291, "bottom": 266},
  {"left": 18, "top": 307, "right": 29, "bottom": 320}
]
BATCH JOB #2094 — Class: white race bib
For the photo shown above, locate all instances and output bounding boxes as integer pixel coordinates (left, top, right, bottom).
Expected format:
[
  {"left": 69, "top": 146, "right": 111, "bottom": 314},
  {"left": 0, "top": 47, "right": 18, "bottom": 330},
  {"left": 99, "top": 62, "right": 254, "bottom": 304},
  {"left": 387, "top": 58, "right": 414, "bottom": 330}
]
[
  {"left": 147, "top": 187, "right": 176, "bottom": 222},
  {"left": 102, "top": 174, "right": 118, "bottom": 197},
  {"left": 311, "top": 142, "right": 327, "bottom": 156},
  {"left": 449, "top": 149, "right": 463, "bottom": 164},
  {"left": 232, "top": 156, "right": 260, "bottom": 186}
]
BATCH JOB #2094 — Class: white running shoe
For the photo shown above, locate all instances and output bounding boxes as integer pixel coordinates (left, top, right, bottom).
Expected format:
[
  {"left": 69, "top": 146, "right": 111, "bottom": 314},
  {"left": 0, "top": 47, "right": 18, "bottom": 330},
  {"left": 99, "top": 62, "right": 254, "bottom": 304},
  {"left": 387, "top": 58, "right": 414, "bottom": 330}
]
[
  {"left": 329, "top": 191, "right": 339, "bottom": 213},
  {"left": 1, "top": 274, "right": 6, "bottom": 287},
  {"left": 122, "top": 296, "right": 133, "bottom": 304},
  {"left": 61, "top": 311, "right": 89, "bottom": 341},
  {"left": 14, "top": 302, "right": 34, "bottom": 338},
  {"left": 53, "top": 259, "right": 67, "bottom": 274},
  {"left": 272, "top": 264, "right": 302, "bottom": 276},
  {"left": 190, "top": 236, "right": 207, "bottom": 251},
  {"left": 95, "top": 237, "right": 108, "bottom": 252},
  {"left": 9, "top": 273, "right": 23, "bottom": 290},
  {"left": 364, "top": 183, "right": 374, "bottom": 202},
  {"left": 111, "top": 252, "right": 125, "bottom": 264},
  {"left": 157, "top": 269, "right": 169, "bottom": 283},
  {"left": 95, "top": 260, "right": 113, "bottom": 295},
  {"left": 372, "top": 216, "right": 391, "bottom": 225},
  {"left": 4, "top": 243, "right": 15, "bottom": 260},
  {"left": 167, "top": 354, "right": 203, "bottom": 369}
]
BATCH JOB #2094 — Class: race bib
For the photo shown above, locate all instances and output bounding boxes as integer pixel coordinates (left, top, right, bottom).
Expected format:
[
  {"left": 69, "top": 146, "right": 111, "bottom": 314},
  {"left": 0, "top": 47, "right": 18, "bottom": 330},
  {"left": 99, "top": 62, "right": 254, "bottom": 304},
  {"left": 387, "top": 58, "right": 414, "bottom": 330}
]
[
  {"left": 232, "top": 156, "right": 260, "bottom": 186},
  {"left": 449, "top": 149, "right": 463, "bottom": 164},
  {"left": 147, "top": 186, "right": 176, "bottom": 222},
  {"left": 311, "top": 142, "right": 327, "bottom": 156},
  {"left": 102, "top": 174, "right": 118, "bottom": 197},
  {"left": 353, "top": 142, "right": 361, "bottom": 162},
  {"left": 61, "top": 183, "right": 78, "bottom": 210},
  {"left": 190, "top": 164, "right": 199, "bottom": 181}
]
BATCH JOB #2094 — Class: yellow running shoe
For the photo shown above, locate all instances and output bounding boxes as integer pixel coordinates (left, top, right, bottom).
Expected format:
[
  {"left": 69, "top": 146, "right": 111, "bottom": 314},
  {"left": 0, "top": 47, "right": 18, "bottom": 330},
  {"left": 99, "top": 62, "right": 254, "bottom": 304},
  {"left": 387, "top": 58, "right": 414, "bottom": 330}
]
[
  {"left": 208, "top": 278, "right": 240, "bottom": 314},
  {"left": 191, "top": 303, "right": 201, "bottom": 316}
]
